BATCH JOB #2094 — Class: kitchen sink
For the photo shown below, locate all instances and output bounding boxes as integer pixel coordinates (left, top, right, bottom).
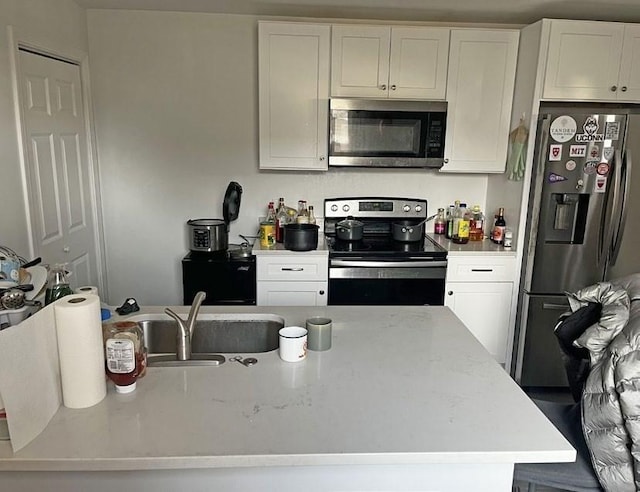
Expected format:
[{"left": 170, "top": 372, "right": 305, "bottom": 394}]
[{"left": 127, "top": 313, "right": 284, "bottom": 366}]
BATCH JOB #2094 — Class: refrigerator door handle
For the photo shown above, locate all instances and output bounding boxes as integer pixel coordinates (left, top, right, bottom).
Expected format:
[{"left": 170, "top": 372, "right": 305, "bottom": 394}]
[
  {"left": 599, "top": 149, "right": 623, "bottom": 267},
  {"left": 542, "top": 302, "right": 570, "bottom": 310},
  {"left": 610, "top": 150, "right": 632, "bottom": 265}
]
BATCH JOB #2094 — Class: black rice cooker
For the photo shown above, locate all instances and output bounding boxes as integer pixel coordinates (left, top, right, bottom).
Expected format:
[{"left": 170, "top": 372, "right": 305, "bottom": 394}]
[{"left": 188, "top": 182, "right": 242, "bottom": 253}]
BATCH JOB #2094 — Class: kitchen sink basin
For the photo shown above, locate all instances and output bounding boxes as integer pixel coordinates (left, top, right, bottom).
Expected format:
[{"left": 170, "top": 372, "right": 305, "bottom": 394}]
[{"left": 128, "top": 313, "right": 284, "bottom": 366}]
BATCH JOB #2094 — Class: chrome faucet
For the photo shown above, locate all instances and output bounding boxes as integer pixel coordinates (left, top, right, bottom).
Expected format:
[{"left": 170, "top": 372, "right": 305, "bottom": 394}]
[{"left": 164, "top": 291, "right": 206, "bottom": 361}]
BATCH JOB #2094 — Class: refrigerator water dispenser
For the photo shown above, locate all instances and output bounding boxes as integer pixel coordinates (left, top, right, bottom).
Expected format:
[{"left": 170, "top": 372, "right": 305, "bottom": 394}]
[{"left": 546, "top": 193, "right": 589, "bottom": 244}]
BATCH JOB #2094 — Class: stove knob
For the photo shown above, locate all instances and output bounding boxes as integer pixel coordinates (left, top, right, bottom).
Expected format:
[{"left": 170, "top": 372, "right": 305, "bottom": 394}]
[
  {"left": 403, "top": 204, "right": 410, "bottom": 212},
  {"left": 331, "top": 204, "right": 338, "bottom": 212},
  {"left": 415, "top": 205, "right": 423, "bottom": 212},
  {"left": 342, "top": 204, "right": 350, "bottom": 212}
]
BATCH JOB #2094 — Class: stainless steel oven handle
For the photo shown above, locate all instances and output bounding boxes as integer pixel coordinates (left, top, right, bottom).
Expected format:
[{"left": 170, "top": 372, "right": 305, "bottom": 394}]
[{"left": 330, "top": 260, "right": 448, "bottom": 268}]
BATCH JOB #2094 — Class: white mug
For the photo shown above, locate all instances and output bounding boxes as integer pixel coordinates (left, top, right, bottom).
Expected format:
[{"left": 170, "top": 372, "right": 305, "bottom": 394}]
[{"left": 279, "top": 326, "right": 307, "bottom": 362}]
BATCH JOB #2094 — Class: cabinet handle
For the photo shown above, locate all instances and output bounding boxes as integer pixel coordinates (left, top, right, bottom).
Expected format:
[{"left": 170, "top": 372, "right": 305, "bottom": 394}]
[
  {"left": 443, "top": 158, "right": 449, "bottom": 164},
  {"left": 281, "top": 267, "right": 303, "bottom": 271},
  {"left": 319, "top": 290, "right": 325, "bottom": 295},
  {"left": 471, "top": 268, "right": 493, "bottom": 272},
  {"left": 611, "top": 85, "right": 618, "bottom": 92},
  {"left": 390, "top": 84, "right": 397, "bottom": 90},
  {"left": 319, "top": 156, "right": 325, "bottom": 161},
  {"left": 447, "top": 291, "right": 453, "bottom": 296},
  {"left": 380, "top": 84, "right": 387, "bottom": 91},
  {"left": 622, "top": 86, "right": 628, "bottom": 92}
]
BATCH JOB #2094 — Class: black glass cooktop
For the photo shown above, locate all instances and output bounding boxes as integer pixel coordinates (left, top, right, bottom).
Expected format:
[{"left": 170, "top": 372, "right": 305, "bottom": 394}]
[{"left": 326, "top": 235, "right": 446, "bottom": 259}]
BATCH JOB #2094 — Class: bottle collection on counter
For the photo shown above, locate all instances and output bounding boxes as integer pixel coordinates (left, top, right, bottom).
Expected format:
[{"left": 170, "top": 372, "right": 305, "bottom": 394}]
[
  {"left": 434, "top": 202, "right": 511, "bottom": 248},
  {"left": 260, "top": 198, "right": 317, "bottom": 249}
]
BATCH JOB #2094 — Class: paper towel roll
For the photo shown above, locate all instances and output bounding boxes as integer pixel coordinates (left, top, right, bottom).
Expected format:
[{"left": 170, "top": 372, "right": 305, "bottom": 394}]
[
  {"left": 75, "top": 285, "right": 99, "bottom": 296},
  {"left": 54, "top": 294, "right": 106, "bottom": 409}
]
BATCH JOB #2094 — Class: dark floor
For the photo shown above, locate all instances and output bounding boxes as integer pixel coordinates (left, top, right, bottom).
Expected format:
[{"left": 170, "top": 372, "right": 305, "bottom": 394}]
[{"left": 512, "top": 387, "right": 575, "bottom": 492}]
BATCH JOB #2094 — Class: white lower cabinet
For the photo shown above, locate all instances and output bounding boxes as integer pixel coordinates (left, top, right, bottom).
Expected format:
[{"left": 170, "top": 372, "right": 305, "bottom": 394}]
[
  {"left": 256, "top": 254, "right": 328, "bottom": 306},
  {"left": 444, "top": 256, "right": 515, "bottom": 364}
]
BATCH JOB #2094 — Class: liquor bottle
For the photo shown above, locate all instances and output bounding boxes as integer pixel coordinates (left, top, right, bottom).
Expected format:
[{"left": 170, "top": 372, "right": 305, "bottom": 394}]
[
  {"left": 275, "top": 198, "right": 288, "bottom": 243},
  {"left": 452, "top": 203, "right": 470, "bottom": 244},
  {"left": 296, "top": 200, "right": 310, "bottom": 224},
  {"left": 434, "top": 208, "right": 446, "bottom": 235},
  {"left": 469, "top": 205, "right": 484, "bottom": 241},
  {"left": 266, "top": 201, "right": 276, "bottom": 223},
  {"left": 491, "top": 208, "right": 506, "bottom": 245},
  {"left": 446, "top": 202, "right": 459, "bottom": 239},
  {"left": 308, "top": 205, "right": 317, "bottom": 225}
]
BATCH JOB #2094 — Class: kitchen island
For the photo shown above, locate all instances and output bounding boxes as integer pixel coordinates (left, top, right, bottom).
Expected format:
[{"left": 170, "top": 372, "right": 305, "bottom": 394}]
[{"left": 0, "top": 305, "right": 573, "bottom": 491}]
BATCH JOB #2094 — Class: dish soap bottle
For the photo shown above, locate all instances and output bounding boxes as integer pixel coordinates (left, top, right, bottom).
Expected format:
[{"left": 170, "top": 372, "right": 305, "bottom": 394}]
[
  {"left": 45, "top": 264, "right": 74, "bottom": 305},
  {"left": 104, "top": 321, "right": 145, "bottom": 393}
]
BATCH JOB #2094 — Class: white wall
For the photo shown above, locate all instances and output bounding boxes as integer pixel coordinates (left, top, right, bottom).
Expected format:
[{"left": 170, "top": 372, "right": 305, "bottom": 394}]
[
  {"left": 87, "top": 9, "right": 489, "bottom": 305},
  {"left": 0, "top": 0, "right": 89, "bottom": 258}
]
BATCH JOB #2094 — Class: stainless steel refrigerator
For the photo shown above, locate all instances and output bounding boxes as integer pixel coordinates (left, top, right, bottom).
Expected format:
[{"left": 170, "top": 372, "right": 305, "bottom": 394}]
[{"left": 515, "top": 104, "right": 640, "bottom": 387}]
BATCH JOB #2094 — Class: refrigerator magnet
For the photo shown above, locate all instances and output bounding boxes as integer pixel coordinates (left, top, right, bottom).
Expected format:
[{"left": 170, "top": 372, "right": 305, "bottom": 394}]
[
  {"left": 548, "top": 173, "right": 567, "bottom": 183},
  {"left": 589, "top": 145, "right": 600, "bottom": 159},
  {"left": 569, "top": 145, "right": 586, "bottom": 157},
  {"left": 550, "top": 116, "right": 577, "bottom": 142},
  {"left": 597, "top": 163, "right": 610, "bottom": 176},
  {"left": 594, "top": 176, "right": 607, "bottom": 193},
  {"left": 565, "top": 160, "right": 577, "bottom": 171},
  {"left": 603, "top": 147, "right": 614, "bottom": 161},
  {"left": 549, "top": 144, "right": 562, "bottom": 161},
  {"left": 576, "top": 116, "right": 604, "bottom": 142},
  {"left": 584, "top": 161, "right": 598, "bottom": 175},
  {"left": 605, "top": 121, "right": 621, "bottom": 140}
]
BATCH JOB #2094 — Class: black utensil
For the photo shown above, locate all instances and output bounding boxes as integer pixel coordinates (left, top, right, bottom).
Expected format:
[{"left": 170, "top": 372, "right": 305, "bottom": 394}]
[{"left": 21, "top": 257, "right": 42, "bottom": 269}]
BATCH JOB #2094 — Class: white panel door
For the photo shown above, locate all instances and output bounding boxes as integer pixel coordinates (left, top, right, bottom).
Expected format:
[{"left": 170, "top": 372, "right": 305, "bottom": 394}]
[
  {"left": 442, "top": 29, "right": 519, "bottom": 173},
  {"left": 19, "top": 50, "right": 100, "bottom": 289},
  {"left": 331, "top": 25, "right": 390, "bottom": 98},
  {"left": 445, "top": 281, "right": 513, "bottom": 364},
  {"left": 543, "top": 20, "right": 624, "bottom": 100},
  {"left": 388, "top": 27, "right": 449, "bottom": 100},
  {"left": 618, "top": 24, "right": 640, "bottom": 101},
  {"left": 259, "top": 22, "right": 330, "bottom": 170}
]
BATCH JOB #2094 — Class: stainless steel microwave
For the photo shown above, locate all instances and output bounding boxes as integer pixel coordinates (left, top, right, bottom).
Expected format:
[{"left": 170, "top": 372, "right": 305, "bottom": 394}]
[{"left": 329, "top": 99, "right": 447, "bottom": 169}]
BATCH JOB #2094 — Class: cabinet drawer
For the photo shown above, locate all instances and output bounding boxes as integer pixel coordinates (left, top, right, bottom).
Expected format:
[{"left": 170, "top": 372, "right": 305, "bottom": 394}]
[
  {"left": 257, "top": 255, "right": 328, "bottom": 281},
  {"left": 446, "top": 256, "right": 515, "bottom": 282}
]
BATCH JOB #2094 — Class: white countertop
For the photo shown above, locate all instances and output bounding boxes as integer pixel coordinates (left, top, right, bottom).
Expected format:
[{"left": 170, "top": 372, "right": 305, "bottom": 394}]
[
  {"left": 251, "top": 235, "right": 328, "bottom": 255},
  {"left": 0, "top": 305, "right": 573, "bottom": 472},
  {"left": 428, "top": 234, "right": 517, "bottom": 256}
]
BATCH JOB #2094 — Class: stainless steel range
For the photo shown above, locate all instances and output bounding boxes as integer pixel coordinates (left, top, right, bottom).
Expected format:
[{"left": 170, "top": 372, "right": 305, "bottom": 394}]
[{"left": 324, "top": 197, "right": 447, "bottom": 305}]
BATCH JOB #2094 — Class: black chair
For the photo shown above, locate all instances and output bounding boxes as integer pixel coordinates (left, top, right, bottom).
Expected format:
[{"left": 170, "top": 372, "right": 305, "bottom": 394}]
[{"left": 513, "top": 303, "right": 603, "bottom": 492}]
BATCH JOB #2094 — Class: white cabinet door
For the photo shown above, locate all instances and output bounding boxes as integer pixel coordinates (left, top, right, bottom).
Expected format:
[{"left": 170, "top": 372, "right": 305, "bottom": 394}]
[
  {"left": 388, "top": 27, "right": 449, "bottom": 100},
  {"left": 331, "top": 25, "right": 390, "bottom": 98},
  {"left": 445, "top": 281, "right": 513, "bottom": 364},
  {"left": 331, "top": 25, "right": 449, "bottom": 99},
  {"left": 257, "top": 281, "right": 328, "bottom": 306},
  {"left": 543, "top": 20, "right": 624, "bottom": 101},
  {"left": 258, "top": 22, "right": 330, "bottom": 170},
  {"left": 441, "top": 29, "right": 519, "bottom": 173},
  {"left": 619, "top": 24, "right": 640, "bottom": 101}
]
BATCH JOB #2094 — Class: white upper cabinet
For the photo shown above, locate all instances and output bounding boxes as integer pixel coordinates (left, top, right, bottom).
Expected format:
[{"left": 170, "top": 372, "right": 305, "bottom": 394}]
[
  {"left": 543, "top": 20, "right": 640, "bottom": 102},
  {"left": 258, "top": 22, "right": 330, "bottom": 171},
  {"left": 441, "top": 29, "right": 519, "bottom": 173},
  {"left": 331, "top": 25, "right": 449, "bottom": 99}
]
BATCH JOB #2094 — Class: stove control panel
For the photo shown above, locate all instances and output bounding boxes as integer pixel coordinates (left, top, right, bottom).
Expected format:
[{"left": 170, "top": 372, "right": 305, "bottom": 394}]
[{"left": 324, "top": 197, "right": 428, "bottom": 219}]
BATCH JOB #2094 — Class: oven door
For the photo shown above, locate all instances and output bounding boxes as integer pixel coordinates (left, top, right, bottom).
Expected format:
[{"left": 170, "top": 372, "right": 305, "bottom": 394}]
[{"left": 328, "top": 259, "right": 446, "bottom": 306}]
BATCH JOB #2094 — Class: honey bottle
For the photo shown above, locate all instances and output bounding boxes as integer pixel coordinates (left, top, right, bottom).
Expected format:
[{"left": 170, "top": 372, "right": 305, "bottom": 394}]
[{"left": 104, "top": 321, "right": 145, "bottom": 393}]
